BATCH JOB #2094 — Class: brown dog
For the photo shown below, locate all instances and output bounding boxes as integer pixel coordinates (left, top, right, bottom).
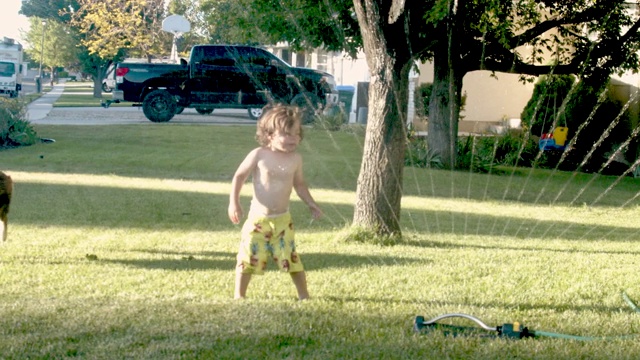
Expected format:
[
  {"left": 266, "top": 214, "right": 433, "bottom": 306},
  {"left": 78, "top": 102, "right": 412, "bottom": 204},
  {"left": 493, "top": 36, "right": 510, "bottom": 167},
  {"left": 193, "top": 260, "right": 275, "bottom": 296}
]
[{"left": 0, "top": 171, "right": 12, "bottom": 241}]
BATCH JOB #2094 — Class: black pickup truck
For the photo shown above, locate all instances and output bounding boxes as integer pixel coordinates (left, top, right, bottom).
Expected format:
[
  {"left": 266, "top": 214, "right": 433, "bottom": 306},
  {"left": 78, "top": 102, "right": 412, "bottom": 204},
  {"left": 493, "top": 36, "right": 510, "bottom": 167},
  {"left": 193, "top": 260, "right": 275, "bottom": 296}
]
[{"left": 105, "top": 45, "right": 338, "bottom": 122}]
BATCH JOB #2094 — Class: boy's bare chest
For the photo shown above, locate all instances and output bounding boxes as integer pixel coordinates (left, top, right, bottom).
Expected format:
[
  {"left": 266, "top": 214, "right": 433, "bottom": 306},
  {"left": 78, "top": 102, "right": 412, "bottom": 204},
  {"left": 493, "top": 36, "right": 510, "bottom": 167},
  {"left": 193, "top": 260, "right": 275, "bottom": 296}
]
[{"left": 256, "top": 155, "right": 297, "bottom": 180}]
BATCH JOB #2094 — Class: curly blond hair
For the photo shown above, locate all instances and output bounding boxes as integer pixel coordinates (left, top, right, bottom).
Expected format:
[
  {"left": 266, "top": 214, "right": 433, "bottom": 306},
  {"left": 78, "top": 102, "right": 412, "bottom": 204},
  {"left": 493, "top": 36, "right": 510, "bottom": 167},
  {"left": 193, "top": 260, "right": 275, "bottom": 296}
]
[{"left": 255, "top": 104, "right": 304, "bottom": 146}]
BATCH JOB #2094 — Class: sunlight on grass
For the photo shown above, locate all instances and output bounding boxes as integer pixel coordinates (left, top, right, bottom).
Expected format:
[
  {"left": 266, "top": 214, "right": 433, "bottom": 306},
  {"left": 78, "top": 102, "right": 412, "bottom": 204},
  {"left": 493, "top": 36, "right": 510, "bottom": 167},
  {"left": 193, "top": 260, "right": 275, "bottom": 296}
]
[{"left": 13, "top": 171, "right": 639, "bottom": 230}]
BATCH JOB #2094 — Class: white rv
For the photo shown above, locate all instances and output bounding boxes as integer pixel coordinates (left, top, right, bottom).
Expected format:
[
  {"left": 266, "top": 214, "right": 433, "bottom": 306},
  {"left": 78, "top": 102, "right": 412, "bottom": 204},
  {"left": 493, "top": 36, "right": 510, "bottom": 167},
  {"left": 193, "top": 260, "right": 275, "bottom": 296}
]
[{"left": 0, "top": 37, "right": 24, "bottom": 98}]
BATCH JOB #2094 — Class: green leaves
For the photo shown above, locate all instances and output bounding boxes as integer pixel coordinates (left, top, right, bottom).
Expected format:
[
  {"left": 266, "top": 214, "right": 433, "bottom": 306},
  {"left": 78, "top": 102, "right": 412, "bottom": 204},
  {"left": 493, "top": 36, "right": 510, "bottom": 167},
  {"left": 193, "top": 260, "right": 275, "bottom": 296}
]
[{"left": 0, "top": 98, "right": 39, "bottom": 148}]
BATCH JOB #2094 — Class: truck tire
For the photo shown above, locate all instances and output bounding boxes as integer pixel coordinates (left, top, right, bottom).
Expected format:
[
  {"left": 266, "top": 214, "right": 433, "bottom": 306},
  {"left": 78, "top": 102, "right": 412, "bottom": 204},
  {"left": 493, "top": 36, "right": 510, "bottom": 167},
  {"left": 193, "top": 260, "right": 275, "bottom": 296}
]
[
  {"left": 290, "top": 92, "right": 321, "bottom": 124},
  {"left": 195, "top": 107, "right": 214, "bottom": 115},
  {"left": 142, "top": 90, "right": 177, "bottom": 122},
  {"left": 102, "top": 82, "right": 113, "bottom": 93},
  {"left": 248, "top": 108, "right": 262, "bottom": 120}
]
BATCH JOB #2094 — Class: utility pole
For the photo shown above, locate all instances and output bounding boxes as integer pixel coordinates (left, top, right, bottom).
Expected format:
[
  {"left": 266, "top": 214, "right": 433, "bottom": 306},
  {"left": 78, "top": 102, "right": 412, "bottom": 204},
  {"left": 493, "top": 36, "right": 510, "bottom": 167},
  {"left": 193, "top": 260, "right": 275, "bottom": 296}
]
[{"left": 37, "top": 20, "right": 46, "bottom": 93}]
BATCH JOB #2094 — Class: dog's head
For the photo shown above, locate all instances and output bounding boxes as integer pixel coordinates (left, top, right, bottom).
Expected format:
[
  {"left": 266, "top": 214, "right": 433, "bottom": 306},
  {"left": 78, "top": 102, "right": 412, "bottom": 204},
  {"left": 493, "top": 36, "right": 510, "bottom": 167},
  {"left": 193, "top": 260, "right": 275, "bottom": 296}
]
[{"left": 0, "top": 172, "right": 12, "bottom": 199}]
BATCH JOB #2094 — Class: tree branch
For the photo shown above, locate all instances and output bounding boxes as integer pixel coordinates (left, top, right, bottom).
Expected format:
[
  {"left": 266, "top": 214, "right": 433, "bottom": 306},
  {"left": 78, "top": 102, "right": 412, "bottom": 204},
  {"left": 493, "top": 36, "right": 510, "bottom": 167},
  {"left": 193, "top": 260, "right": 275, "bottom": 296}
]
[{"left": 510, "top": 2, "right": 618, "bottom": 48}]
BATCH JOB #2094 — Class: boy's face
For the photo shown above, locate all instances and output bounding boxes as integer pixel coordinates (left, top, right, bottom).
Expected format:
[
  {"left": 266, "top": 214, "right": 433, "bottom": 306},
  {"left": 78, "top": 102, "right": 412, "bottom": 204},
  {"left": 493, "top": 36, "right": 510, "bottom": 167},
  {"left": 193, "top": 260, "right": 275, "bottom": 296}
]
[{"left": 269, "top": 126, "right": 301, "bottom": 153}]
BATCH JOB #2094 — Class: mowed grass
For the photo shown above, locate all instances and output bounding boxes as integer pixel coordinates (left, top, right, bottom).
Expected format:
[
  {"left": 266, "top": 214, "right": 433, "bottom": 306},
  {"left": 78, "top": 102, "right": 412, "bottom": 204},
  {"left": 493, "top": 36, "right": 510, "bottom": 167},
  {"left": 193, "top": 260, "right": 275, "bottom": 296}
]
[{"left": 1, "top": 123, "right": 640, "bottom": 359}]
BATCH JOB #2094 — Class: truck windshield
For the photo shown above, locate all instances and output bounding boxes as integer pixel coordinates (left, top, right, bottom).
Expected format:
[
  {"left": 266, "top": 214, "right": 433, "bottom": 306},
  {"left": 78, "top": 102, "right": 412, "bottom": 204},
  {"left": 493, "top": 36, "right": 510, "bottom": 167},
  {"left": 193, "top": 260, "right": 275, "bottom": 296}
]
[{"left": 0, "top": 62, "right": 15, "bottom": 77}]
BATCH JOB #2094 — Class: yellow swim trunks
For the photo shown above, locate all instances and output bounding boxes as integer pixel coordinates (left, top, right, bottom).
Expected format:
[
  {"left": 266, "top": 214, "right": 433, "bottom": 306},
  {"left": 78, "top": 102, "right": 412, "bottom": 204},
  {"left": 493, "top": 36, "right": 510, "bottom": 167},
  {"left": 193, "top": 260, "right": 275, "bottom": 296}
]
[{"left": 237, "top": 212, "right": 304, "bottom": 275}]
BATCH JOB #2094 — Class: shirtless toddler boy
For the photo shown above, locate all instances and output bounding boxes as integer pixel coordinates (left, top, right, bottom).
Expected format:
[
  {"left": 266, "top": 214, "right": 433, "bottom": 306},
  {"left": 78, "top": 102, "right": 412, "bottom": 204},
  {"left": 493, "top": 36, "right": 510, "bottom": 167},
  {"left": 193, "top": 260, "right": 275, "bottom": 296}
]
[{"left": 228, "top": 105, "right": 322, "bottom": 300}]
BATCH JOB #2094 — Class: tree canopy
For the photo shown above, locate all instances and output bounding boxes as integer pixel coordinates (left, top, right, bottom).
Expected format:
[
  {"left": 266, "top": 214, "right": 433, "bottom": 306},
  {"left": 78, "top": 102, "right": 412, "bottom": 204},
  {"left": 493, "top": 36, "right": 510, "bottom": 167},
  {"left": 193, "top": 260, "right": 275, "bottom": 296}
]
[
  {"left": 23, "top": 17, "right": 80, "bottom": 79},
  {"left": 21, "top": 0, "right": 174, "bottom": 96},
  {"left": 71, "top": 0, "right": 169, "bottom": 61}
]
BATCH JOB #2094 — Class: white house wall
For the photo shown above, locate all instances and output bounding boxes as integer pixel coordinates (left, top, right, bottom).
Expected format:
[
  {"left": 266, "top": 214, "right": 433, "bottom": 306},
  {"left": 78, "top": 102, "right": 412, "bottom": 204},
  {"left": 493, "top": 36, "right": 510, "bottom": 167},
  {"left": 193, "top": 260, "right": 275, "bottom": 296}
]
[
  {"left": 328, "top": 51, "right": 370, "bottom": 86},
  {"left": 417, "top": 61, "right": 535, "bottom": 132}
]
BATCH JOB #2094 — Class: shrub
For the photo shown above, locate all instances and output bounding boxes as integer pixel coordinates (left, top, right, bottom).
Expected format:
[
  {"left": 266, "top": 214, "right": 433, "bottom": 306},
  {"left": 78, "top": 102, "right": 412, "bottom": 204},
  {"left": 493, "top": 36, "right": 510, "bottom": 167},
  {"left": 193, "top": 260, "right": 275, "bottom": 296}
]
[
  {"left": 313, "top": 105, "right": 348, "bottom": 131},
  {"left": 521, "top": 75, "right": 635, "bottom": 173},
  {"left": 414, "top": 83, "right": 432, "bottom": 119},
  {"left": 414, "top": 82, "right": 467, "bottom": 120},
  {"left": 520, "top": 74, "right": 575, "bottom": 135},
  {"left": 455, "top": 135, "right": 497, "bottom": 173},
  {"left": 404, "top": 127, "right": 442, "bottom": 168},
  {"left": 454, "top": 130, "right": 549, "bottom": 173},
  {"left": 0, "top": 98, "right": 39, "bottom": 149}
]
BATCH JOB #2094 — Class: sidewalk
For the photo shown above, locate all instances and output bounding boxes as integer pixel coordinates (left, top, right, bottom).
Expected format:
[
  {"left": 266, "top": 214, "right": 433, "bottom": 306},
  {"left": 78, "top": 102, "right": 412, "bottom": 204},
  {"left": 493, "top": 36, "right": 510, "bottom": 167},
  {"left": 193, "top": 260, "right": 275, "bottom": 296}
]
[{"left": 26, "top": 80, "right": 66, "bottom": 121}]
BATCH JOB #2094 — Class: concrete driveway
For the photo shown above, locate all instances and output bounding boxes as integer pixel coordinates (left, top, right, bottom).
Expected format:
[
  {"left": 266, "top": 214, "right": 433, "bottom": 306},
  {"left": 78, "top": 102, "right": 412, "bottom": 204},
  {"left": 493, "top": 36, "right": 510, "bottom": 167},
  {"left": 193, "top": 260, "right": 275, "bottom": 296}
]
[{"left": 26, "top": 81, "right": 257, "bottom": 126}]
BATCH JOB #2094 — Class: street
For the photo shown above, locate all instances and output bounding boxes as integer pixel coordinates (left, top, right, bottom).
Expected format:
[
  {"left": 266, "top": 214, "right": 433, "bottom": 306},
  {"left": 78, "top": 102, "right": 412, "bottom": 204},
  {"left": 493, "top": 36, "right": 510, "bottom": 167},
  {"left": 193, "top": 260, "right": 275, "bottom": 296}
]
[
  {"left": 24, "top": 77, "right": 258, "bottom": 125},
  {"left": 33, "top": 106, "right": 258, "bottom": 126}
]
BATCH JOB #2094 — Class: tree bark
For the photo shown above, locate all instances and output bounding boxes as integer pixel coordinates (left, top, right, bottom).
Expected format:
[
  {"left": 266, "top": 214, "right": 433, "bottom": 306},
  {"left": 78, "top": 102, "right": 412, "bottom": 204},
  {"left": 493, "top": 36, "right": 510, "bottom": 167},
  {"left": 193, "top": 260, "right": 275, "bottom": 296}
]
[
  {"left": 428, "top": 50, "right": 463, "bottom": 170},
  {"left": 427, "top": 4, "right": 464, "bottom": 170},
  {"left": 352, "top": 0, "right": 412, "bottom": 236}
]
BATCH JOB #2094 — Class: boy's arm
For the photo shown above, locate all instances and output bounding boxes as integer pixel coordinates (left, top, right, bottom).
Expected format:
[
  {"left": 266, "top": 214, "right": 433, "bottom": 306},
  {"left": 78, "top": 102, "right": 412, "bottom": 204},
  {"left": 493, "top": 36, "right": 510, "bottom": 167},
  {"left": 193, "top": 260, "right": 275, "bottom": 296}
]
[
  {"left": 293, "top": 156, "right": 322, "bottom": 220},
  {"left": 228, "top": 149, "right": 259, "bottom": 224}
]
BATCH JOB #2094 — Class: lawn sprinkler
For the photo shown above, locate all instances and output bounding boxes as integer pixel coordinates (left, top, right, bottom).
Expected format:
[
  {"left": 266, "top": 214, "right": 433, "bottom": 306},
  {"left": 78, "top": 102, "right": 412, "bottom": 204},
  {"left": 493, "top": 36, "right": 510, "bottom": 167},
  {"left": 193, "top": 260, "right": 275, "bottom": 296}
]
[{"left": 414, "top": 291, "right": 640, "bottom": 341}]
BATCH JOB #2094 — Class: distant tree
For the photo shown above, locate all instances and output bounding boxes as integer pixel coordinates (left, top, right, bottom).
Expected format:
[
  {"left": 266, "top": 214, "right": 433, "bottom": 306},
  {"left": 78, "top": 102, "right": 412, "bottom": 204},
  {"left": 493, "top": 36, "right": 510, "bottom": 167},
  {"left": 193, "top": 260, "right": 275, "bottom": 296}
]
[
  {"left": 200, "top": 0, "right": 272, "bottom": 45},
  {"left": 21, "top": 0, "right": 110, "bottom": 97},
  {"left": 71, "top": 0, "right": 169, "bottom": 62},
  {"left": 20, "top": 0, "right": 80, "bottom": 22},
  {"left": 166, "top": 0, "right": 208, "bottom": 56},
  {"left": 23, "top": 18, "right": 80, "bottom": 84},
  {"left": 22, "top": 0, "right": 172, "bottom": 97}
]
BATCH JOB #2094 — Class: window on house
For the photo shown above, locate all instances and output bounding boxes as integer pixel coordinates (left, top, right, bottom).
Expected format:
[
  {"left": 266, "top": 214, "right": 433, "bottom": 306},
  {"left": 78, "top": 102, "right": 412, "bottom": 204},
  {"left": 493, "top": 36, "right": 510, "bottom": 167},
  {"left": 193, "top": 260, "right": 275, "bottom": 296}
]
[
  {"left": 296, "top": 52, "right": 306, "bottom": 67},
  {"left": 281, "top": 49, "right": 291, "bottom": 65},
  {"left": 316, "top": 50, "right": 328, "bottom": 72}
]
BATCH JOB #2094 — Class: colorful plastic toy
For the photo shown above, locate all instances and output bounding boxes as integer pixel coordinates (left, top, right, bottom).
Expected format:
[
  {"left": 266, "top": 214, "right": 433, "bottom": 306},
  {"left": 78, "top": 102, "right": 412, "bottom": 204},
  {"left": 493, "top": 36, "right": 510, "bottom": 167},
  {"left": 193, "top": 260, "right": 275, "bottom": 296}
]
[{"left": 539, "top": 126, "right": 569, "bottom": 151}]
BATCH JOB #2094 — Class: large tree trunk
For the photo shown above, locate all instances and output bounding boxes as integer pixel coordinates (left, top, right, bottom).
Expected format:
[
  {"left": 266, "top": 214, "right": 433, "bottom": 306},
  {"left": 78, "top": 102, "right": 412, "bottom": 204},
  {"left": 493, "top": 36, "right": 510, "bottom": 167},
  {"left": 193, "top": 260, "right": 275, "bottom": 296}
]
[
  {"left": 427, "top": 4, "right": 464, "bottom": 170},
  {"left": 93, "top": 76, "right": 102, "bottom": 98},
  {"left": 352, "top": 0, "right": 412, "bottom": 236},
  {"left": 92, "top": 62, "right": 111, "bottom": 99},
  {"left": 427, "top": 51, "right": 463, "bottom": 170}
]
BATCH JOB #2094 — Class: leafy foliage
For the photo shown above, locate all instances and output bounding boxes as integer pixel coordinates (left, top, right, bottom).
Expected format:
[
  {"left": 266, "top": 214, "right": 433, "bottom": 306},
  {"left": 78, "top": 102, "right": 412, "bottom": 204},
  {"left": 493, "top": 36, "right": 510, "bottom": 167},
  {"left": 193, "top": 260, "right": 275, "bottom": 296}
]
[
  {"left": 71, "top": 0, "right": 169, "bottom": 60},
  {"left": 0, "top": 99, "right": 39, "bottom": 148},
  {"left": 21, "top": 0, "right": 122, "bottom": 97},
  {"left": 455, "top": 130, "right": 543, "bottom": 173},
  {"left": 455, "top": 135, "right": 498, "bottom": 174},
  {"left": 23, "top": 18, "right": 80, "bottom": 80},
  {"left": 404, "top": 128, "right": 547, "bottom": 174},
  {"left": 414, "top": 83, "right": 432, "bottom": 119},
  {"left": 414, "top": 82, "right": 467, "bottom": 120},
  {"left": 404, "top": 130, "right": 442, "bottom": 169},
  {"left": 220, "top": 0, "right": 362, "bottom": 55},
  {"left": 520, "top": 75, "right": 576, "bottom": 136},
  {"left": 312, "top": 106, "right": 348, "bottom": 131},
  {"left": 521, "top": 75, "right": 637, "bottom": 173}
]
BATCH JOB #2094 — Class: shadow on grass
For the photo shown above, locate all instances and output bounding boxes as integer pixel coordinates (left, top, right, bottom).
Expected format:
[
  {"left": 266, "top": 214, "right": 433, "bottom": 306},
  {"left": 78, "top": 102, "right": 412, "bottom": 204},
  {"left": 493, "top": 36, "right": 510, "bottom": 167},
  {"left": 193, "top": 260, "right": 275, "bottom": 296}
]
[
  {"left": 100, "top": 248, "right": 426, "bottom": 271},
  {"left": 10, "top": 182, "right": 640, "bottom": 243},
  {"left": 320, "top": 295, "right": 631, "bottom": 315},
  {"left": 403, "top": 237, "right": 640, "bottom": 255}
]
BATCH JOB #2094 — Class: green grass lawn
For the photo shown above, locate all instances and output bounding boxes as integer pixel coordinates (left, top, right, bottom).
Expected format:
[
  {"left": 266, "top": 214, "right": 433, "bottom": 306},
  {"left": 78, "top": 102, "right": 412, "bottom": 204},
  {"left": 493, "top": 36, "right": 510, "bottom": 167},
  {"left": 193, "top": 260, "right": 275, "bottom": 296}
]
[{"left": 1, "top": 124, "right": 640, "bottom": 359}]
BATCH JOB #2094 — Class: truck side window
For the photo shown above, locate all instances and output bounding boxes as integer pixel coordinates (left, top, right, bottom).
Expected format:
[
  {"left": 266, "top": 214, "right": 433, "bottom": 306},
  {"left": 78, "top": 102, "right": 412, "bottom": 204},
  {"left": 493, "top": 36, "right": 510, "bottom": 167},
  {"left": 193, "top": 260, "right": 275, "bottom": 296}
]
[
  {"left": 212, "top": 58, "right": 236, "bottom": 66},
  {"left": 248, "top": 56, "right": 268, "bottom": 67}
]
